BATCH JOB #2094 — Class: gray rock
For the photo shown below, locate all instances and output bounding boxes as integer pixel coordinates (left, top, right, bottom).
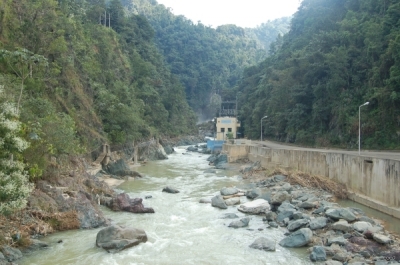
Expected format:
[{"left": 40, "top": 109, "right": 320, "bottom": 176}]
[
  {"left": 1, "top": 246, "right": 22, "bottom": 262},
  {"left": 269, "top": 221, "right": 279, "bottom": 228},
  {"left": 279, "top": 228, "right": 313, "bottom": 247},
  {"left": 310, "top": 246, "right": 327, "bottom": 262},
  {"left": 276, "top": 203, "right": 296, "bottom": 222},
  {"left": 271, "top": 191, "right": 290, "bottom": 205},
  {"left": 245, "top": 189, "right": 260, "bottom": 199},
  {"left": 372, "top": 233, "right": 393, "bottom": 244},
  {"left": 325, "top": 208, "right": 356, "bottom": 222},
  {"left": 274, "top": 175, "right": 286, "bottom": 182},
  {"left": 352, "top": 221, "right": 372, "bottom": 233},
  {"left": 298, "top": 201, "right": 317, "bottom": 209},
  {"left": 313, "top": 207, "right": 325, "bottom": 214},
  {"left": 309, "top": 217, "right": 328, "bottom": 230},
  {"left": 332, "top": 251, "right": 350, "bottom": 262},
  {"left": 238, "top": 199, "right": 270, "bottom": 214},
  {"left": 211, "top": 195, "right": 228, "bottom": 209},
  {"left": 332, "top": 220, "right": 352, "bottom": 232},
  {"left": 287, "top": 219, "right": 309, "bottom": 232},
  {"left": 163, "top": 145, "right": 174, "bottom": 155},
  {"left": 220, "top": 187, "right": 239, "bottom": 196},
  {"left": 225, "top": 197, "right": 240, "bottom": 206},
  {"left": 292, "top": 211, "right": 304, "bottom": 220},
  {"left": 186, "top": 146, "right": 198, "bottom": 152},
  {"left": 162, "top": 186, "right": 180, "bottom": 194},
  {"left": 265, "top": 211, "right": 277, "bottom": 221},
  {"left": 96, "top": 225, "right": 147, "bottom": 253},
  {"left": 220, "top": 213, "right": 239, "bottom": 219},
  {"left": 280, "top": 183, "right": 292, "bottom": 191},
  {"left": 249, "top": 237, "right": 276, "bottom": 251},
  {"left": 228, "top": 217, "right": 250, "bottom": 228},
  {"left": 277, "top": 202, "right": 296, "bottom": 213},
  {"left": 327, "top": 236, "right": 347, "bottom": 246}
]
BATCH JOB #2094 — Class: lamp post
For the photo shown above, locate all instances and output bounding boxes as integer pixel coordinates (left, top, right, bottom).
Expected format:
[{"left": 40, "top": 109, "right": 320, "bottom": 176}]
[
  {"left": 260, "top": 116, "right": 268, "bottom": 141},
  {"left": 358, "top": 102, "right": 369, "bottom": 155}
]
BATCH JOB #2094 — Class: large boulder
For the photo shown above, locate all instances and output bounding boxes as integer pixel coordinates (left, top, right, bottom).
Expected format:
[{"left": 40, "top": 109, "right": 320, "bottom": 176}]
[
  {"left": 220, "top": 187, "right": 239, "bottom": 196},
  {"left": 287, "top": 219, "right": 309, "bottom": 232},
  {"left": 238, "top": 199, "right": 270, "bottom": 214},
  {"left": 279, "top": 228, "right": 313, "bottom": 248},
  {"left": 105, "top": 159, "right": 143, "bottom": 177},
  {"left": 249, "top": 237, "right": 276, "bottom": 252},
  {"left": 55, "top": 191, "right": 109, "bottom": 229},
  {"left": 309, "top": 217, "right": 328, "bottom": 230},
  {"left": 109, "top": 193, "right": 154, "bottom": 213},
  {"left": 0, "top": 246, "right": 22, "bottom": 262},
  {"left": 228, "top": 217, "right": 250, "bottom": 228},
  {"left": 162, "top": 186, "right": 180, "bottom": 194},
  {"left": 245, "top": 189, "right": 261, "bottom": 199},
  {"left": 96, "top": 225, "right": 147, "bottom": 253},
  {"left": 211, "top": 195, "right": 227, "bottom": 209},
  {"left": 373, "top": 234, "right": 393, "bottom": 244},
  {"left": 310, "top": 246, "right": 327, "bottom": 262},
  {"left": 325, "top": 208, "right": 356, "bottom": 222},
  {"left": 225, "top": 197, "right": 241, "bottom": 206},
  {"left": 271, "top": 191, "right": 291, "bottom": 205},
  {"left": 332, "top": 219, "right": 352, "bottom": 232},
  {"left": 352, "top": 221, "right": 372, "bottom": 233}
]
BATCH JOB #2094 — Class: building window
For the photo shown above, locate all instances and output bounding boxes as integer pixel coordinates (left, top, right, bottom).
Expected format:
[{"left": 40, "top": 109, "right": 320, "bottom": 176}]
[
  {"left": 221, "top": 128, "right": 225, "bottom": 132},
  {"left": 228, "top": 128, "right": 232, "bottom": 132}
]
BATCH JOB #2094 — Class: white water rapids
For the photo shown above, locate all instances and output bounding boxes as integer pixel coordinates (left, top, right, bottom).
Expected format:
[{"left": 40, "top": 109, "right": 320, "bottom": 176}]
[{"left": 21, "top": 146, "right": 312, "bottom": 265}]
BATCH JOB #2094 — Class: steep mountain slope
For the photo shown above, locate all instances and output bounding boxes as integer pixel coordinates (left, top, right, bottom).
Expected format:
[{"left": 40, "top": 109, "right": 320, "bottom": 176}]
[
  {"left": 238, "top": 0, "right": 400, "bottom": 149},
  {"left": 128, "top": 0, "right": 290, "bottom": 117}
]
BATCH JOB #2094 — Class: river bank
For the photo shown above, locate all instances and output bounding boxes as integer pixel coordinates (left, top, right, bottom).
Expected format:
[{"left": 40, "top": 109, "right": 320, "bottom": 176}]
[
  {"left": 206, "top": 151, "right": 400, "bottom": 264},
  {"left": 0, "top": 136, "right": 205, "bottom": 264}
]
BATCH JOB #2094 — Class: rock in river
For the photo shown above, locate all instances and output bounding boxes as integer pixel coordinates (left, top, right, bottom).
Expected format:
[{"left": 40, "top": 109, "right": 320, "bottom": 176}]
[
  {"left": 279, "top": 228, "right": 313, "bottom": 247},
  {"left": 96, "top": 225, "right": 147, "bottom": 253},
  {"left": 108, "top": 193, "right": 154, "bottom": 213},
  {"left": 238, "top": 199, "right": 270, "bottom": 214}
]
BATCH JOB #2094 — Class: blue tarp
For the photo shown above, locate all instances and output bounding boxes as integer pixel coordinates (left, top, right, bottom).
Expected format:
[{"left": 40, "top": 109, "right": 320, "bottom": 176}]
[{"left": 207, "top": 140, "right": 225, "bottom": 151}]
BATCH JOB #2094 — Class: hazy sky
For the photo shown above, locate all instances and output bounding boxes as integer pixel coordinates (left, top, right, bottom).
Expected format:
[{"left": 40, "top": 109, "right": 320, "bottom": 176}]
[{"left": 155, "top": 0, "right": 302, "bottom": 28}]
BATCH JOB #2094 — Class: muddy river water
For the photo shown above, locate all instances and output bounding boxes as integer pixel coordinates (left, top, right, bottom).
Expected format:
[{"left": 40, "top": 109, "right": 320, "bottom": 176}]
[{"left": 20, "top": 146, "right": 400, "bottom": 265}]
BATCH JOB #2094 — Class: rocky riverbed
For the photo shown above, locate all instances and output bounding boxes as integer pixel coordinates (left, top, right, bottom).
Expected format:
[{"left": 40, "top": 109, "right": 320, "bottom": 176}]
[
  {"left": 2, "top": 138, "right": 400, "bottom": 265},
  {"left": 205, "top": 151, "right": 400, "bottom": 265}
]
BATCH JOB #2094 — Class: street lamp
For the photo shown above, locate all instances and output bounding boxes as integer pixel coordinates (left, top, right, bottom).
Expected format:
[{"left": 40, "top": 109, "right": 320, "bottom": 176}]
[
  {"left": 260, "top": 116, "right": 268, "bottom": 141},
  {"left": 358, "top": 102, "right": 369, "bottom": 155}
]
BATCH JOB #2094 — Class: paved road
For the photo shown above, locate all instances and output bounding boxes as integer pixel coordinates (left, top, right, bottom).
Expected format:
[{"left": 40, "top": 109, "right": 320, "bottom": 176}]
[{"left": 251, "top": 140, "right": 400, "bottom": 161}]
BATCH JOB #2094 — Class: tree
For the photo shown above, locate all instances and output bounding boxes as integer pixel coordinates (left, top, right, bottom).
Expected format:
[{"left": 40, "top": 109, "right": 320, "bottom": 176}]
[
  {"left": 0, "top": 48, "right": 47, "bottom": 114},
  {"left": 0, "top": 89, "right": 33, "bottom": 215}
]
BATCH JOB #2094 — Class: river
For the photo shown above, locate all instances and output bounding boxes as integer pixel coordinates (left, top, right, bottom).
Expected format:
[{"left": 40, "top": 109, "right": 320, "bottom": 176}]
[{"left": 21, "top": 145, "right": 314, "bottom": 265}]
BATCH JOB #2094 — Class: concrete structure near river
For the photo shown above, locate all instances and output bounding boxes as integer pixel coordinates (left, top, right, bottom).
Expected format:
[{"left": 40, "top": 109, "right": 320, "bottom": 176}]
[{"left": 223, "top": 140, "right": 400, "bottom": 219}]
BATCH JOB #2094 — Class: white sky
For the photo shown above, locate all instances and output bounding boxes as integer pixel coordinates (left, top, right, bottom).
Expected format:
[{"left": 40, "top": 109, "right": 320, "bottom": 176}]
[{"left": 155, "top": 0, "right": 302, "bottom": 28}]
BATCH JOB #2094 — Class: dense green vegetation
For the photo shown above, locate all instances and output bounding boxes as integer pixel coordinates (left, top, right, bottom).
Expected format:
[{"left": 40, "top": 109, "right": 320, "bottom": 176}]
[
  {"left": 238, "top": 0, "right": 400, "bottom": 149},
  {"left": 129, "top": 0, "right": 290, "bottom": 117},
  {"left": 0, "top": 0, "right": 198, "bottom": 212}
]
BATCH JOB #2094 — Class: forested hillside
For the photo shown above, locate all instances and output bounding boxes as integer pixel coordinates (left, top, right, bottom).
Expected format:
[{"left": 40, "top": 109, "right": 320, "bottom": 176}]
[
  {"left": 0, "top": 0, "right": 197, "bottom": 211},
  {"left": 238, "top": 0, "right": 400, "bottom": 149},
  {"left": 128, "top": 0, "right": 290, "bottom": 117}
]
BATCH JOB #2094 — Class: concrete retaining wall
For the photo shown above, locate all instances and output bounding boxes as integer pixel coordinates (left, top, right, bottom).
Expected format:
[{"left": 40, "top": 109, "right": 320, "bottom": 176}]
[{"left": 223, "top": 143, "right": 400, "bottom": 218}]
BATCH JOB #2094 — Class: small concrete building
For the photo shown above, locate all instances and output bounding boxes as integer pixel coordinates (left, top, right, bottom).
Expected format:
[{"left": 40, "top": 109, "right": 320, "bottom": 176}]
[{"left": 215, "top": 117, "right": 240, "bottom": 140}]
